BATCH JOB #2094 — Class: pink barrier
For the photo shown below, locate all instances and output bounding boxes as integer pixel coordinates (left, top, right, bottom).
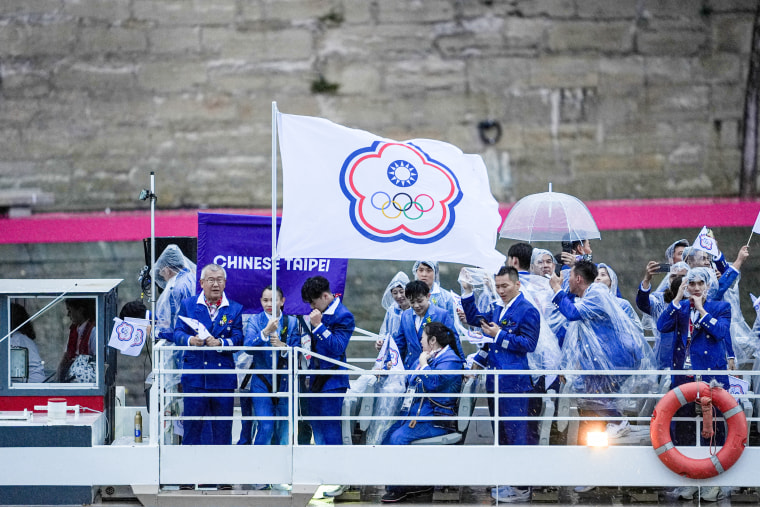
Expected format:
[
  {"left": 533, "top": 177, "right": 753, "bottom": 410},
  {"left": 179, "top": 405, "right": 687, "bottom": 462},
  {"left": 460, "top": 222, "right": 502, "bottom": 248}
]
[{"left": 1, "top": 198, "right": 759, "bottom": 245}]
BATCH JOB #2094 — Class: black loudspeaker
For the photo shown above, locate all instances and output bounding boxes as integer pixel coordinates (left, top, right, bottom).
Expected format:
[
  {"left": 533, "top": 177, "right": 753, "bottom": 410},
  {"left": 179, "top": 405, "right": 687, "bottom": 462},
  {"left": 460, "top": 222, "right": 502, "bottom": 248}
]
[{"left": 143, "top": 236, "right": 198, "bottom": 266}]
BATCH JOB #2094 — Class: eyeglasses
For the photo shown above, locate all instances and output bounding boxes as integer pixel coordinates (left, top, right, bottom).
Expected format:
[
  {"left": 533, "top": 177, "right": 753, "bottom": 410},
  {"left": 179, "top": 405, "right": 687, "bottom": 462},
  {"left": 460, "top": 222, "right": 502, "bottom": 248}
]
[{"left": 203, "top": 277, "right": 225, "bottom": 285}]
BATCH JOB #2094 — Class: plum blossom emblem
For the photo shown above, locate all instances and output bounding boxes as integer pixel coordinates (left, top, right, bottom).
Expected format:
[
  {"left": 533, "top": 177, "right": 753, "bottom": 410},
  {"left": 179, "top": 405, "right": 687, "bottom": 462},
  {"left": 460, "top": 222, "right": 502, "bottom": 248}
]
[{"left": 339, "top": 141, "right": 462, "bottom": 243}]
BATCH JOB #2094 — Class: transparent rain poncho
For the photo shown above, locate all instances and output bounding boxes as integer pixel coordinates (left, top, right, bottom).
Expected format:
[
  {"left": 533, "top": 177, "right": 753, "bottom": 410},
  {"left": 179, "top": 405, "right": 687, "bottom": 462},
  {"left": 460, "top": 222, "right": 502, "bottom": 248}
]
[
  {"left": 154, "top": 244, "right": 197, "bottom": 389},
  {"left": 559, "top": 283, "right": 657, "bottom": 414},
  {"left": 686, "top": 266, "right": 756, "bottom": 365},
  {"left": 379, "top": 271, "right": 410, "bottom": 339},
  {"left": 413, "top": 260, "right": 456, "bottom": 319},
  {"left": 518, "top": 273, "right": 563, "bottom": 387},
  {"left": 597, "top": 263, "right": 644, "bottom": 334},
  {"left": 366, "top": 335, "right": 406, "bottom": 445}
]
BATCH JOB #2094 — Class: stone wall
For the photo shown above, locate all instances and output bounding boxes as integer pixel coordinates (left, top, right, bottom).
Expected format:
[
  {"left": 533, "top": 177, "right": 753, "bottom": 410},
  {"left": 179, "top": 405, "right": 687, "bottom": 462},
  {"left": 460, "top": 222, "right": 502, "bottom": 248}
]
[{"left": 0, "top": 0, "right": 757, "bottom": 211}]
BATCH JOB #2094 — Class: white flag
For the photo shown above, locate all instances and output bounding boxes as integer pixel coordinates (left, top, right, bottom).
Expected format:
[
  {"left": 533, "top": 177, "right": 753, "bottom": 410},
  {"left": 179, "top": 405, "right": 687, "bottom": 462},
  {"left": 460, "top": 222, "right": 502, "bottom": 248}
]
[
  {"left": 277, "top": 113, "right": 506, "bottom": 272},
  {"left": 374, "top": 334, "right": 404, "bottom": 371},
  {"left": 108, "top": 317, "right": 149, "bottom": 357},
  {"left": 692, "top": 226, "right": 720, "bottom": 257},
  {"left": 752, "top": 210, "right": 760, "bottom": 234}
]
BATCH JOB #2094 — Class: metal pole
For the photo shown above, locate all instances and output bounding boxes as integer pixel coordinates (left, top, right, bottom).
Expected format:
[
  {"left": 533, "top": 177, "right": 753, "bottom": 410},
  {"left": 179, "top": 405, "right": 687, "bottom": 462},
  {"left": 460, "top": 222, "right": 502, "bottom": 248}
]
[
  {"left": 150, "top": 172, "right": 156, "bottom": 354},
  {"left": 272, "top": 102, "right": 278, "bottom": 317}
]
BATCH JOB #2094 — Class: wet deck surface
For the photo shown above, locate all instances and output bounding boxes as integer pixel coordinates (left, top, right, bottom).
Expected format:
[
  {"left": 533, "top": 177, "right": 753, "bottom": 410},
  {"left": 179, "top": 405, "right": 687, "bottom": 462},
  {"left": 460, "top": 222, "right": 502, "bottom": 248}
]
[{"left": 14, "top": 485, "right": 756, "bottom": 506}]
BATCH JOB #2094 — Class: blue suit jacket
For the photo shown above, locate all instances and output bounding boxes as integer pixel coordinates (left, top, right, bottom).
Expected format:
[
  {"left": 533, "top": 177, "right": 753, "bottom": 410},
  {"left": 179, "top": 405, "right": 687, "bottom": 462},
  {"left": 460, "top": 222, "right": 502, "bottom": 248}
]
[
  {"left": 306, "top": 299, "right": 355, "bottom": 392},
  {"left": 172, "top": 293, "right": 244, "bottom": 390},
  {"left": 394, "top": 305, "right": 458, "bottom": 370},
  {"left": 405, "top": 346, "right": 464, "bottom": 419},
  {"left": 462, "top": 292, "right": 539, "bottom": 393},
  {"left": 657, "top": 299, "right": 731, "bottom": 387},
  {"left": 244, "top": 312, "right": 300, "bottom": 392}
]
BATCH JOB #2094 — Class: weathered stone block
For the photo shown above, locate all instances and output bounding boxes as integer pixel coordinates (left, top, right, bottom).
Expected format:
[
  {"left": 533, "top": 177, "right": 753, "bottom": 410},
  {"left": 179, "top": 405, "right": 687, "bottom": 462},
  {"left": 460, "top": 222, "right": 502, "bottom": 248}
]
[
  {"left": 383, "top": 57, "right": 466, "bottom": 95},
  {"left": 0, "top": 0, "right": 61, "bottom": 15},
  {"left": 0, "top": 21, "right": 77, "bottom": 56},
  {"left": 705, "top": 0, "right": 757, "bottom": 13},
  {"left": 468, "top": 57, "right": 531, "bottom": 93},
  {"left": 503, "top": 16, "right": 546, "bottom": 48},
  {"left": 149, "top": 26, "right": 201, "bottom": 54},
  {"left": 322, "top": 60, "right": 382, "bottom": 95},
  {"left": 133, "top": 0, "right": 236, "bottom": 26},
  {"left": 547, "top": 21, "right": 634, "bottom": 53},
  {"left": 514, "top": 0, "right": 575, "bottom": 18},
  {"left": 137, "top": 61, "right": 207, "bottom": 92},
  {"left": 63, "top": 0, "right": 130, "bottom": 21},
  {"left": 54, "top": 62, "right": 138, "bottom": 94},
  {"left": 529, "top": 57, "right": 599, "bottom": 88},
  {"left": 645, "top": 85, "right": 710, "bottom": 119},
  {"left": 77, "top": 26, "right": 149, "bottom": 55},
  {"left": 202, "top": 27, "right": 313, "bottom": 61},
  {"left": 643, "top": 57, "right": 693, "bottom": 85},
  {"left": 572, "top": 152, "right": 665, "bottom": 176},
  {"left": 598, "top": 57, "right": 645, "bottom": 90},
  {"left": 377, "top": 0, "right": 455, "bottom": 24},
  {"left": 638, "top": 28, "right": 708, "bottom": 56},
  {"left": 153, "top": 93, "right": 239, "bottom": 123},
  {"left": 259, "top": 0, "right": 339, "bottom": 23},
  {"left": 321, "top": 24, "right": 433, "bottom": 58},
  {"left": 1, "top": 64, "right": 52, "bottom": 98},
  {"left": 713, "top": 14, "right": 753, "bottom": 53},
  {"left": 576, "top": 1, "right": 637, "bottom": 19},
  {"left": 692, "top": 54, "right": 742, "bottom": 84}
]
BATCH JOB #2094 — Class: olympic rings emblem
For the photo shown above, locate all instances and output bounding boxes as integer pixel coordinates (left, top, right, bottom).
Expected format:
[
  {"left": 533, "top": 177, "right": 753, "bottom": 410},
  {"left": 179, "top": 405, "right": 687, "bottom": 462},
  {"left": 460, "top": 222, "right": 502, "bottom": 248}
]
[{"left": 371, "top": 192, "right": 434, "bottom": 220}]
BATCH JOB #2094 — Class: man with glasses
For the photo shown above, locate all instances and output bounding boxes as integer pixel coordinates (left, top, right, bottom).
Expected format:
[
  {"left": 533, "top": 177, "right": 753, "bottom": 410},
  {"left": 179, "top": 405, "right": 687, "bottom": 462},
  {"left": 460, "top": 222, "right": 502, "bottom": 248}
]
[{"left": 172, "top": 263, "right": 244, "bottom": 446}]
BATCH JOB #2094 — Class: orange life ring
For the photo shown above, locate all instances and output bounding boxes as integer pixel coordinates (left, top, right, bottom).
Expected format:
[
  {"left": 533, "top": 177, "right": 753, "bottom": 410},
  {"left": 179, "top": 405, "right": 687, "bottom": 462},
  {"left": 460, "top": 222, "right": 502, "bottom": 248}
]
[{"left": 650, "top": 381, "right": 747, "bottom": 479}]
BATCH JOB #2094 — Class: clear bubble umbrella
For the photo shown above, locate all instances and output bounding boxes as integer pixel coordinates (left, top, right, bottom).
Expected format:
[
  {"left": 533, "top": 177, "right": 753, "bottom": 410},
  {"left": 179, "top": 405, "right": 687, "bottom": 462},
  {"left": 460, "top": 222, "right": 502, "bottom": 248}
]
[{"left": 499, "top": 183, "right": 601, "bottom": 242}]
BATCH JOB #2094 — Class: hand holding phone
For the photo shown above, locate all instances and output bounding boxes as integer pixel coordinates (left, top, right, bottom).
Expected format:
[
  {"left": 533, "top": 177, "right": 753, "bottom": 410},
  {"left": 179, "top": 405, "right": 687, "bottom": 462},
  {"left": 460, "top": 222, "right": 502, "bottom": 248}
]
[{"left": 656, "top": 263, "right": 672, "bottom": 273}]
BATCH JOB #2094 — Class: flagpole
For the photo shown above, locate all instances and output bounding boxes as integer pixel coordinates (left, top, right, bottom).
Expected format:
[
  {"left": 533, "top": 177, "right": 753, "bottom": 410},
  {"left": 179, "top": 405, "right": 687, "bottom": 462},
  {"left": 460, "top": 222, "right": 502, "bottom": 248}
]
[
  {"left": 747, "top": 232, "right": 753, "bottom": 247},
  {"left": 271, "top": 101, "right": 278, "bottom": 318}
]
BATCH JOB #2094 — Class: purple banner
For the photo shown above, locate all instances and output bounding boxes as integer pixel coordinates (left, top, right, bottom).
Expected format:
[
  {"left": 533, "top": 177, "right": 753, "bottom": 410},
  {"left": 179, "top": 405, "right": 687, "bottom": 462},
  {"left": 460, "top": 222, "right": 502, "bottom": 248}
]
[{"left": 197, "top": 212, "right": 349, "bottom": 315}]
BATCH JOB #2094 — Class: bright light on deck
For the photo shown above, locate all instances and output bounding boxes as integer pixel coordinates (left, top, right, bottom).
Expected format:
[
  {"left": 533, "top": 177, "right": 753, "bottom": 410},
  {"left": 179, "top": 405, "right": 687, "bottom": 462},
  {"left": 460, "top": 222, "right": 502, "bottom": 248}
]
[{"left": 586, "top": 431, "right": 608, "bottom": 447}]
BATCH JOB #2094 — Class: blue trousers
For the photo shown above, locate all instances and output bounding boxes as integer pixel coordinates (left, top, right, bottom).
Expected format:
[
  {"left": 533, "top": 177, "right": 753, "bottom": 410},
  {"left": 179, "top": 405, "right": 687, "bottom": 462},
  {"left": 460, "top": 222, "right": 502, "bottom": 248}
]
[
  {"left": 182, "top": 385, "right": 234, "bottom": 445},
  {"left": 306, "top": 387, "right": 346, "bottom": 445},
  {"left": 237, "top": 388, "right": 257, "bottom": 445},
  {"left": 383, "top": 419, "right": 448, "bottom": 445},
  {"left": 488, "top": 393, "right": 529, "bottom": 445}
]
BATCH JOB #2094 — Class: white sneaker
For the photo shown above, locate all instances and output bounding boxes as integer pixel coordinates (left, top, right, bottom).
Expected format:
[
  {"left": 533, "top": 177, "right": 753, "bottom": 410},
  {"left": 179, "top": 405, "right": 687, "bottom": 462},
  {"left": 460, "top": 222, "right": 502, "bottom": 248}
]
[
  {"left": 574, "top": 486, "right": 596, "bottom": 493},
  {"left": 492, "top": 486, "right": 530, "bottom": 503},
  {"left": 671, "top": 486, "right": 698, "bottom": 500},
  {"left": 700, "top": 486, "right": 726, "bottom": 502},
  {"left": 323, "top": 485, "right": 348, "bottom": 498},
  {"left": 606, "top": 420, "right": 631, "bottom": 438}
]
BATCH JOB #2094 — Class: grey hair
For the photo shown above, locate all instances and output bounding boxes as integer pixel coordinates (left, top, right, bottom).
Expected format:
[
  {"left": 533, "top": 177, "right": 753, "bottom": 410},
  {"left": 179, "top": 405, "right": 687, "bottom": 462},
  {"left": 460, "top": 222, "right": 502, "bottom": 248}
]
[{"left": 201, "top": 263, "right": 226, "bottom": 280}]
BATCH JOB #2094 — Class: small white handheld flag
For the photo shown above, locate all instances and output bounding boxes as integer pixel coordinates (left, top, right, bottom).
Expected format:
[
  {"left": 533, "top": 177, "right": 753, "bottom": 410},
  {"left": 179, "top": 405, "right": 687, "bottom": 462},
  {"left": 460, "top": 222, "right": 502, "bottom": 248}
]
[
  {"left": 692, "top": 226, "right": 720, "bottom": 257},
  {"left": 108, "top": 317, "right": 149, "bottom": 357}
]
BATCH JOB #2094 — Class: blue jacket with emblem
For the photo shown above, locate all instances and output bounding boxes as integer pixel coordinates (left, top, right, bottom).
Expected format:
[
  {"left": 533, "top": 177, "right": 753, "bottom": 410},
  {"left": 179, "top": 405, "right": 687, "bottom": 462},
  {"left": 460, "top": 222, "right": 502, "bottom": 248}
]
[
  {"left": 172, "top": 293, "right": 244, "bottom": 390},
  {"left": 462, "top": 292, "right": 539, "bottom": 393},
  {"left": 657, "top": 299, "right": 731, "bottom": 387},
  {"left": 306, "top": 298, "right": 355, "bottom": 392},
  {"left": 244, "top": 311, "right": 300, "bottom": 392},
  {"left": 404, "top": 345, "right": 464, "bottom": 422},
  {"left": 394, "top": 305, "right": 459, "bottom": 370}
]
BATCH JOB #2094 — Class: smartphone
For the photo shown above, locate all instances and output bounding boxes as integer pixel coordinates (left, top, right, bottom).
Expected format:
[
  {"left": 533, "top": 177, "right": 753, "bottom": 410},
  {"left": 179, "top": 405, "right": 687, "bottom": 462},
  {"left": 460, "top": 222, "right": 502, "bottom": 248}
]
[{"left": 656, "top": 263, "right": 672, "bottom": 273}]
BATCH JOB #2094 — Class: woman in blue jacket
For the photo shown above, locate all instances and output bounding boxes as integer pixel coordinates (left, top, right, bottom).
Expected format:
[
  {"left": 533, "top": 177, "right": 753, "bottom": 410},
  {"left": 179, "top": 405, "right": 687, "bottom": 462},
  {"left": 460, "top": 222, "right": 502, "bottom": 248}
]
[
  {"left": 381, "top": 322, "right": 464, "bottom": 503},
  {"left": 240, "top": 285, "right": 299, "bottom": 445}
]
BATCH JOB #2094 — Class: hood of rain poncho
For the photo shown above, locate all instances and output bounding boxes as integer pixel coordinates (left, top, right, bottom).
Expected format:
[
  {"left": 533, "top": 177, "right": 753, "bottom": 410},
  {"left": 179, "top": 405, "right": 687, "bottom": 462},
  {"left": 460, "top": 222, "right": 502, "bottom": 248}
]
[
  {"left": 683, "top": 267, "right": 718, "bottom": 299},
  {"left": 653, "top": 261, "right": 690, "bottom": 293},
  {"left": 665, "top": 239, "right": 689, "bottom": 263},
  {"left": 596, "top": 263, "right": 619, "bottom": 296},
  {"left": 530, "top": 248, "right": 556, "bottom": 276},
  {"left": 559, "top": 283, "right": 656, "bottom": 413},
  {"left": 681, "top": 246, "right": 713, "bottom": 268},
  {"left": 413, "top": 260, "right": 440, "bottom": 284},
  {"left": 457, "top": 267, "right": 501, "bottom": 314},
  {"left": 381, "top": 271, "right": 410, "bottom": 311},
  {"left": 154, "top": 244, "right": 197, "bottom": 289}
]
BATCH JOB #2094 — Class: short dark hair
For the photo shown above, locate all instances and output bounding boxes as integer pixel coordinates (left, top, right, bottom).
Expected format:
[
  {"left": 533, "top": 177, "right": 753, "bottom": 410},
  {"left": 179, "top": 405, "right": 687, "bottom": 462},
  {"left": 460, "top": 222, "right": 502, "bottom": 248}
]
[
  {"left": 424, "top": 321, "right": 461, "bottom": 358},
  {"left": 119, "top": 300, "right": 147, "bottom": 320},
  {"left": 572, "top": 260, "right": 598, "bottom": 284},
  {"left": 263, "top": 285, "right": 284, "bottom": 299},
  {"left": 65, "top": 298, "right": 96, "bottom": 321},
  {"left": 507, "top": 242, "right": 533, "bottom": 270},
  {"left": 405, "top": 280, "right": 430, "bottom": 300},
  {"left": 663, "top": 275, "right": 684, "bottom": 304},
  {"left": 11, "top": 303, "right": 36, "bottom": 340},
  {"left": 496, "top": 265, "right": 520, "bottom": 282},
  {"left": 301, "top": 276, "right": 330, "bottom": 303},
  {"left": 561, "top": 239, "right": 586, "bottom": 253}
]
